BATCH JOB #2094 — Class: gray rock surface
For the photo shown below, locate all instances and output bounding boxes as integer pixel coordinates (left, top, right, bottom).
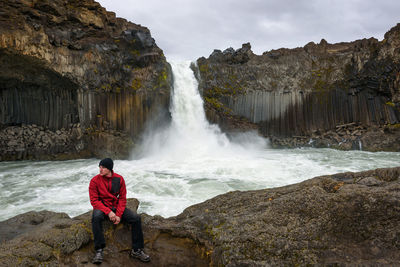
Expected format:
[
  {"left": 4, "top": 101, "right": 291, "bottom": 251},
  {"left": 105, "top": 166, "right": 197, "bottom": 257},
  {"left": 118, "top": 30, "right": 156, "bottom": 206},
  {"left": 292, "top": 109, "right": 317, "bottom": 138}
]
[{"left": 1, "top": 167, "right": 400, "bottom": 266}]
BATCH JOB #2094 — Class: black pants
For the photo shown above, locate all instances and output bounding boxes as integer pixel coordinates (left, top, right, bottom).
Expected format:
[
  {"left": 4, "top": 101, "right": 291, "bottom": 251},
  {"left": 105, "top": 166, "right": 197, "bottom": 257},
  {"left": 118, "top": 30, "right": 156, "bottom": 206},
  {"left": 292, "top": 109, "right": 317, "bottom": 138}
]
[{"left": 92, "top": 208, "right": 144, "bottom": 250}]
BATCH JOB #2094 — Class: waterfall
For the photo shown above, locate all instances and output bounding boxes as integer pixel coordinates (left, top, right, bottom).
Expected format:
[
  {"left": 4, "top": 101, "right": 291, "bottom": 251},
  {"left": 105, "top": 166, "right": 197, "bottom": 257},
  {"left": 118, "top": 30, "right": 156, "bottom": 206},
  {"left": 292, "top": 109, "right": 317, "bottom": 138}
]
[
  {"left": 1, "top": 61, "right": 400, "bottom": 220},
  {"left": 169, "top": 61, "right": 231, "bottom": 150},
  {"left": 137, "top": 61, "right": 267, "bottom": 159}
]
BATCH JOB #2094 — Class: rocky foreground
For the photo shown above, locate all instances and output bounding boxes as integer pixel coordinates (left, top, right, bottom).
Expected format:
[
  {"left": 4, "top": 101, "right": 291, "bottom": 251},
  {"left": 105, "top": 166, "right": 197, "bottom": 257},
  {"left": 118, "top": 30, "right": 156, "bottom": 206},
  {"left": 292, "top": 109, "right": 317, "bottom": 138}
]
[{"left": 1, "top": 167, "right": 400, "bottom": 266}]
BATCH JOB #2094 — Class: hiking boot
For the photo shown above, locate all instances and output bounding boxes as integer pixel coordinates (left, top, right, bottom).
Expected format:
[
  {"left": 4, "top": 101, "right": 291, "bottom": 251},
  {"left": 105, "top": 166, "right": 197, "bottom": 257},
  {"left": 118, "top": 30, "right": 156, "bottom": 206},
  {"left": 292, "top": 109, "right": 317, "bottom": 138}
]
[
  {"left": 92, "top": 249, "right": 103, "bottom": 264},
  {"left": 130, "top": 248, "right": 150, "bottom": 262}
]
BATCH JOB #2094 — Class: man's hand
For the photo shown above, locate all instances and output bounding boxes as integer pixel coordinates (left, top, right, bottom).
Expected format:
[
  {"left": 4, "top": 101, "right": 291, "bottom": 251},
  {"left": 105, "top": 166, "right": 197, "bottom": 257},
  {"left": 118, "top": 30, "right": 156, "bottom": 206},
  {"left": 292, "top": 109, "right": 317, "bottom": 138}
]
[
  {"left": 108, "top": 211, "right": 121, "bottom": 224},
  {"left": 108, "top": 211, "right": 117, "bottom": 223}
]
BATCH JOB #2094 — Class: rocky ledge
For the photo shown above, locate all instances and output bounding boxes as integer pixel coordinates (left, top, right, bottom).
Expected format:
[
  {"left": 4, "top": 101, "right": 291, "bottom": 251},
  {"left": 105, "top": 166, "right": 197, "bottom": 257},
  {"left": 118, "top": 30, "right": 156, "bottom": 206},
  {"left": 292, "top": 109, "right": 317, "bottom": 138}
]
[
  {"left": 1, "top": 166, "right": 400, "bottom": 266},
  {"left": 270, "top": 122, "right": 400, "bottom": 151},
  {"left": 0, "top": 123, "right": 134, "bottom": 161},
  {"left": 194, "top": 24, "right": 400, "bottom": 152},
  {"left": 0, "top": 0, "right": 172, "bottom": 160}
]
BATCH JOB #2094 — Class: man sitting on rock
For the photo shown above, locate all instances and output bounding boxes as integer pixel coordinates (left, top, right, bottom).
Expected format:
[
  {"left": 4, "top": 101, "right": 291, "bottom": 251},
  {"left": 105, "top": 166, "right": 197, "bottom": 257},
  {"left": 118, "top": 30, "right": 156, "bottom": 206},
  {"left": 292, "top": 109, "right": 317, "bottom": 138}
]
[{"left": 89, "top": 158, "right": 150, "bottom": 264}]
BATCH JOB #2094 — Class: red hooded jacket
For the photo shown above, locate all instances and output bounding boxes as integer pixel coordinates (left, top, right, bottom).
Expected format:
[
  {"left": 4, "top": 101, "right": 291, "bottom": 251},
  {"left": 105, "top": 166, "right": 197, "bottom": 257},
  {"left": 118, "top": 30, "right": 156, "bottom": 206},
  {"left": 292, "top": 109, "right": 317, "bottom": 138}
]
[{"left": 89, "top": 172, "right": 127, "bottom": 218}]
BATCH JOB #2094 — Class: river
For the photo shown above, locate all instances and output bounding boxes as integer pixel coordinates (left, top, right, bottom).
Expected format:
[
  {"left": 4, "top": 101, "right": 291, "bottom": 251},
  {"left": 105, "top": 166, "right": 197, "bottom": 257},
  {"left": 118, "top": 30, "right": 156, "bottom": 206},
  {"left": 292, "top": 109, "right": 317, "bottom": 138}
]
[{"left": 0, "top": 61, "right": 399, "bottom": 221}]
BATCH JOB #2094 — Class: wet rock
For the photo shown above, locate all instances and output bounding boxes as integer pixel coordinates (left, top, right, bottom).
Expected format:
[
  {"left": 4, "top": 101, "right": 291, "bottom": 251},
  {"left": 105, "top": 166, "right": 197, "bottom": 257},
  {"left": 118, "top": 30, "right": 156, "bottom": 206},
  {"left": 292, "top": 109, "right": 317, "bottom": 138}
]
[
  {"left": 1, "top": 167, "right": 400, "bottom": 266},
  {"left": 151, "top": 167, "right": 400, "bottom": 266},
  {"left": 356, "top": 176, "right": 385, "bottom": 186}
]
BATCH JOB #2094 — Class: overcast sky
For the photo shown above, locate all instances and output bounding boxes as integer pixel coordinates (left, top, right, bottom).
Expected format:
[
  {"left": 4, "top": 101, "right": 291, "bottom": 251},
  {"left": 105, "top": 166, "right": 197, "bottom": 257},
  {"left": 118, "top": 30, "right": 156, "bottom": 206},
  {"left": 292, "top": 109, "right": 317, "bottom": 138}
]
[{"left": 97, "top": 0, "right": 400, "bottom": 61}]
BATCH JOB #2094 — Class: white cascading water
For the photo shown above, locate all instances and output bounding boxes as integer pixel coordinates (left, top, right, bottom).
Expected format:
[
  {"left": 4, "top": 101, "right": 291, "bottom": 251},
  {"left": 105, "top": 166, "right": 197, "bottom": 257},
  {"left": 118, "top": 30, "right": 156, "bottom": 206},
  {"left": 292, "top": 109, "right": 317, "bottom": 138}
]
[
  {"left": 137, "top": 61, "right": 266, "bottom": 160},
  {"left": 0, "top": 60, "right": 399, "bottom": 221}
]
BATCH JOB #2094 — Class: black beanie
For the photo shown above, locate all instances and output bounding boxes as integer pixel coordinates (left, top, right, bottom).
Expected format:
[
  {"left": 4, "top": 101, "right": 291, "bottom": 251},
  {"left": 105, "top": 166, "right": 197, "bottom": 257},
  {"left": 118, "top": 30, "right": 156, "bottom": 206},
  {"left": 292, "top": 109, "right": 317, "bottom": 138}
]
[{"left": 99, "top": 158, "right": 113, "bottom": 171}]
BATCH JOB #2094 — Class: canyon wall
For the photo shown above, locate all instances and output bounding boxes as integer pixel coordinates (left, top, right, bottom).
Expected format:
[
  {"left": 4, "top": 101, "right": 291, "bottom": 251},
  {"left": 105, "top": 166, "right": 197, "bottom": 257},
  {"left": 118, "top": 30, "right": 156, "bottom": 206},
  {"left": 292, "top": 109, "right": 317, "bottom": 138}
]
[
  {"left": 194, "top": 24, "right": 400, "bottom": 151},
  {"left": 0, "top": 0, "right": 172, "bottom": 160}
]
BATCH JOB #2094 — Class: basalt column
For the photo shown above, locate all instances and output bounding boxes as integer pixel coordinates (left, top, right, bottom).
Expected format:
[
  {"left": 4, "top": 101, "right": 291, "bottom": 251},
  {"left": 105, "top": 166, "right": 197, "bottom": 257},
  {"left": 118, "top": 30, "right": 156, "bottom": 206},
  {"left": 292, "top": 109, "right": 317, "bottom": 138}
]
[
  {"left": 0, "top": 0, "right": 172, "bottom": 160},
  {"left": 195, "top": 28, "right": 400, "bottom": 151}
]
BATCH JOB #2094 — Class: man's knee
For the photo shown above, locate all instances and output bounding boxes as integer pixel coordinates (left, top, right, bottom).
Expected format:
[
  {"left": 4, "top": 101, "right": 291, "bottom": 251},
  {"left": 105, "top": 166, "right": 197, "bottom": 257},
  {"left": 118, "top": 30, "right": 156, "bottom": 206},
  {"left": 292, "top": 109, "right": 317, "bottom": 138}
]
[
  {"left": 123, "top": 208, "right": 141, "bottom": 224},
  {"left": 92, "top": 209, "right": 105, "bottom": 222}
]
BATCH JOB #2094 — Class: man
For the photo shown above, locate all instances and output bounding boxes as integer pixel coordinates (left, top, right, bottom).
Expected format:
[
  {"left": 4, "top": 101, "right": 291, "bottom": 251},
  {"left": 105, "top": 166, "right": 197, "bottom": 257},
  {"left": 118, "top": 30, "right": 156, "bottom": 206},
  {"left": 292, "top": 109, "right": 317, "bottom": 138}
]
[{"left": 89, "top": 158, "right": 150, "bottom": 264}]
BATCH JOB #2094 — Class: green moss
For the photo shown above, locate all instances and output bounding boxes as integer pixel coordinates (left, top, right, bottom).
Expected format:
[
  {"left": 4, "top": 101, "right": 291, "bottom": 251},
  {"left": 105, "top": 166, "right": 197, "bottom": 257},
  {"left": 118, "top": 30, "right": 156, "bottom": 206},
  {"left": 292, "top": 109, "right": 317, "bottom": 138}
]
[
  {"left": 130, "top": 50, "right": 140, "bottom": 57},
  {"left": 71, "top": 222, "right": 92, "bottom": 235},
  {"left": 204, "top": 96, "right": 232, "bottom": 114},
  {"left": 198, "top": 63, "right": 246, "bottom": 114},
  {"left": 313, "top": 79, "right": 330, "bottom": 92},
  {"left": 204, "top": 223, "right": 225, "bottom": 241},
  {"left": 205, "top": 97, "right": 223, "bottom": 109},
  {"left": 131, "top": 78, "right": 142, "bottom": 90},
  {"left": 387, "top": 123, "right": 400, "bottom": 129},
  {"left": 386, "top": 101, "right": 395, "bottom": 107},
  {"left": 157, "top": 69, "right": 168, "bottom": 88},
  {"left": 311, "top": 66, "right": 334, "bottom": 80},
  {"left": 149, "top": 66, "right": 170, "bottom": 90},
  {"left": 161, "top": 70, "right": 167, "bottom": 81},
  {"left": 199, "top": 63, "right": 209, "bottom": 73},
  {"left": 310, "top": 65, "right": 336, "bottom": 105},
  {"left": 100, "top": 84, "right": 112, "bottom": 92}
]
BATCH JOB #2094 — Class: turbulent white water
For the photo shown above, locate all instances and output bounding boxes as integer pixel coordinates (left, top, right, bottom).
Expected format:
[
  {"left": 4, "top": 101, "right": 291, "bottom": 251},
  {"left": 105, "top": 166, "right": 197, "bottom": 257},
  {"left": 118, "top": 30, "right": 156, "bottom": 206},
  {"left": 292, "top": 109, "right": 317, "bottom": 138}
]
[{"left": 1, "top": 61, "right": 400, "bottom": 221}]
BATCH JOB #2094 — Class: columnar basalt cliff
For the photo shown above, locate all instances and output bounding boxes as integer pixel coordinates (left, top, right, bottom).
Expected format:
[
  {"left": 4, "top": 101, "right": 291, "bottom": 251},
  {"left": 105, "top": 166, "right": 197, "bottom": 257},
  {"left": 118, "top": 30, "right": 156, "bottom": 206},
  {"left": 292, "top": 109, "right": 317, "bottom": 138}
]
[
  {"left": 1, "top": 167, "right": 400, "bottom": 266},
  {"left": 194, "top": 24, "right": 400, "bottom": 151},
  {"left": 0, "top": 0, "right": 172, "bottom": 160}
]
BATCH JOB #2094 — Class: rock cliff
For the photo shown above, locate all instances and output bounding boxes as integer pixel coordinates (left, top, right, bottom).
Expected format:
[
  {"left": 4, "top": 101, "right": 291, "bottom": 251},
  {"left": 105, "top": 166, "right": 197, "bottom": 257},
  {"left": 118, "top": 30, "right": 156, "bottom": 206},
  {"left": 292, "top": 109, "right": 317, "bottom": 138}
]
[
  {"left": 0, "top": 0, "right": 172, "bottom": 160},
  {"left": 1, "top": 167, "right": 400, "bottom": 266},
  {"left": 194, "top": 25, "right": 400, "bottom": 151}
]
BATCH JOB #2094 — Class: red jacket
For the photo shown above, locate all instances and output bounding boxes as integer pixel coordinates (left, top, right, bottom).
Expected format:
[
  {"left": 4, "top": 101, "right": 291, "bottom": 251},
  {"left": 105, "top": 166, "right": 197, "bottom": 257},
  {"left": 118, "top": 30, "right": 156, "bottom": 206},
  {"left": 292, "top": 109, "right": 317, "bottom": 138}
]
[{"left": 89, "top": 172, "right": 127, "bottom": 218}]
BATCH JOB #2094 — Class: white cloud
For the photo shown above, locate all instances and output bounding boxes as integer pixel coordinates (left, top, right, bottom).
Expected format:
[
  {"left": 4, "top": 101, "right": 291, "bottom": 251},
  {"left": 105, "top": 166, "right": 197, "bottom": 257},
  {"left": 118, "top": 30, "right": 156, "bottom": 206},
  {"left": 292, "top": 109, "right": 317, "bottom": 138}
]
[
  {"left": 259, "top": 20, "right": 294, "bottom": 34},
  {"left": 97, "top": 0, "right": 400, "bottom": 61}
]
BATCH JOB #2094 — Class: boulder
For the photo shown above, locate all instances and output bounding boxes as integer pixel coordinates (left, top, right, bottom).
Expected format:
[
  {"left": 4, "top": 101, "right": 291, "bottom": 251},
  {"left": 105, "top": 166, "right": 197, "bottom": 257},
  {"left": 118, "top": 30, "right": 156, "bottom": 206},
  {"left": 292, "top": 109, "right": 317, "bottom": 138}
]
[{"left": 1, "top": 167, "right": 400, "bottom": 266}]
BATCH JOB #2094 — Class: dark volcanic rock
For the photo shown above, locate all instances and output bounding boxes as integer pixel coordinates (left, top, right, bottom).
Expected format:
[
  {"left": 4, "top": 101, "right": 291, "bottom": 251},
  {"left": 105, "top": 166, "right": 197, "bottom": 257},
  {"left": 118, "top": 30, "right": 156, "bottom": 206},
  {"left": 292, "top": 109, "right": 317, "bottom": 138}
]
[
  {"left": 1, "top": 167, "right": 400, "bottom": 266},
  {"left": 0, "top": 209, "right": 90, "bottom": 266},
  {"left": 0, "top": 198, "right": 209, "bottom": 266},
  {"left": 0, "top": 0, "right": 173, "bottom": 160},
  {"left": 154, "top": 166, "right": 400, "bottom": 266},
  {"left": 269, "top": 122, "right": 400, "bottom": 151},
  {"left": 195, "top": 25, "right": 400, "bottom": 151}
]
